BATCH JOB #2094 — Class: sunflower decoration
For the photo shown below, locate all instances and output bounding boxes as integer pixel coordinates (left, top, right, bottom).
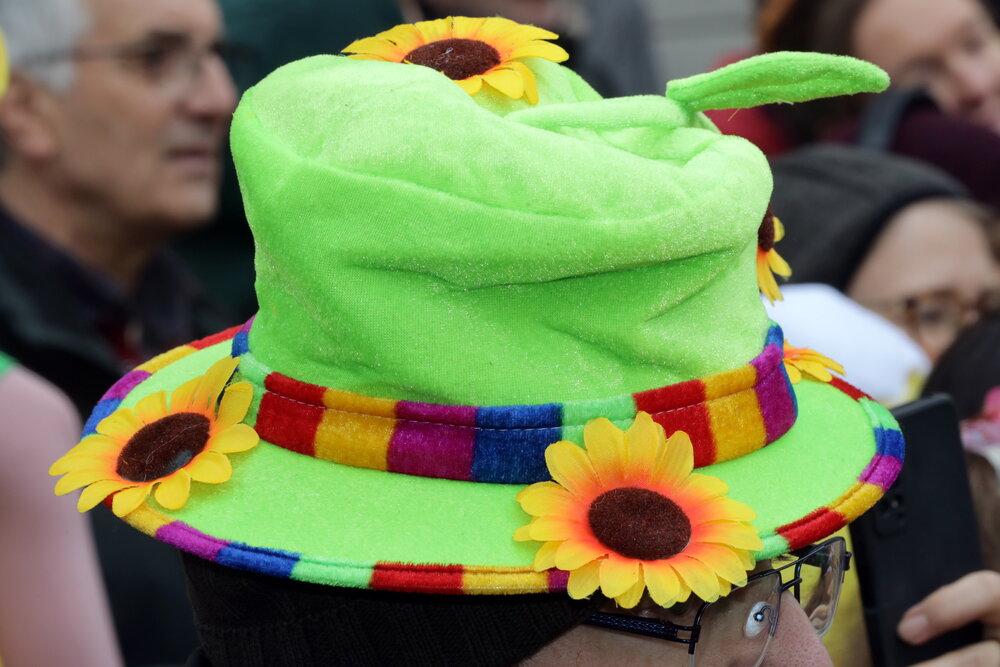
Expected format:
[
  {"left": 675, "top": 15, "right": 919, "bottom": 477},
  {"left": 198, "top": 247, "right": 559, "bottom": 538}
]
[
  {"left": 783, "top": 341, "right": 845, "bottom": 384},
  {"left": 50, "top": 358, "right": 259, "bottom": 518},
  {"left": 515, "top": 412, "right": 762, "bottom": 609},
  {"left": 757, "top": 208, "right": 792, "bottom": 304},
  {"left": 342, "top": 16, "right": 568, "bottom": 104}
]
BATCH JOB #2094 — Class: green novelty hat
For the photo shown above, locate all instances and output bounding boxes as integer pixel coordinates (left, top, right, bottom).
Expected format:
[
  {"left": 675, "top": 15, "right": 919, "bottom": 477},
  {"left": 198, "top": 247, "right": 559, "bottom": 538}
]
[{"left": 52, "top": 17, "right": 901, "bottom": 606}]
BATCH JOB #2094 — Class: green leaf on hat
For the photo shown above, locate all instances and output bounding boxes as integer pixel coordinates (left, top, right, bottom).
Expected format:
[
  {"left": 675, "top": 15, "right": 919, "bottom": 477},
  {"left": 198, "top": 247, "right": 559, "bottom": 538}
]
[{"left": 665, "top": 51, "right": 890, "bottom": 113}]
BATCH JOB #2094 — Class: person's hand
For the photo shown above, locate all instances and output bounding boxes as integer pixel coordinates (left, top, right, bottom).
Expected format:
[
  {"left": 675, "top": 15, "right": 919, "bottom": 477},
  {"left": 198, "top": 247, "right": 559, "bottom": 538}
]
[{"left": 898, "top": 570, "right": 1000, "bottom": 666}]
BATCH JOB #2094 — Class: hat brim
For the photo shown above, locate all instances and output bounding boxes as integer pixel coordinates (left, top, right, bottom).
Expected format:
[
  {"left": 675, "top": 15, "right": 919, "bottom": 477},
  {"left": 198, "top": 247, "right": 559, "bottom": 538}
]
[{"left": 95, "top": 329, "right": 900, "bottom": 594}]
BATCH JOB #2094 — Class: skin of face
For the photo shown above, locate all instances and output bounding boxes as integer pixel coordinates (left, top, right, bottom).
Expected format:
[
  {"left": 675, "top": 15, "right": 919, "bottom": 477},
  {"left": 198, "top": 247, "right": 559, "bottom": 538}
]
[
  {"left": 853, "top": 0, "right": 1000, "bottom": 134},
  {"left": 522, "top": 561, "right": 834, "bottom": 667},
  {"left": 31, "top": 0, "right": 236, "bottom": 232},
  {"left": 847, "top": 199, "right": 1000, "bottom": 360}
]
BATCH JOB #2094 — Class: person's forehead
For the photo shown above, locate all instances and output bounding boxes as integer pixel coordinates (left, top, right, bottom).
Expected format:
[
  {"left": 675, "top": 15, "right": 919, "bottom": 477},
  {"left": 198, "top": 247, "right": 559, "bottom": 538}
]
[
  {"left": 82, "top": 0, "right": 223, "bottom": 43},
  {"left": 854, "top": 0, "right": 986, "bottom": 70},
  {"left": 860, "top": 201, "right": 1000, "bottom": 297}
]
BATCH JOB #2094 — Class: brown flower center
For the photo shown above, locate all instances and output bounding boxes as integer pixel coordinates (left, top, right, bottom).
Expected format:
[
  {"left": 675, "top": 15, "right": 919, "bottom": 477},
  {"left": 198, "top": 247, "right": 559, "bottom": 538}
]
[
  {"left": 588, "top": 487, "right": 691, "bottom": 561},
  {"left": 116, "top": 413, "right": 211, "bottom": 482},
  {"left": 758, "top": 209, "right": 776, "bottom": 252},
  {"left": 405, "top": 38, "right": 501, "bottom": 80}
]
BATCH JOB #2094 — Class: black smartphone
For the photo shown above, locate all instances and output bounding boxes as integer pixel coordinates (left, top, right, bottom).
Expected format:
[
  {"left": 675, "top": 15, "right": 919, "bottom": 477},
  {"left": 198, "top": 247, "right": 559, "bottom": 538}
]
[{"left": 850, "top": 394, "right": 984, "bottom": 666}]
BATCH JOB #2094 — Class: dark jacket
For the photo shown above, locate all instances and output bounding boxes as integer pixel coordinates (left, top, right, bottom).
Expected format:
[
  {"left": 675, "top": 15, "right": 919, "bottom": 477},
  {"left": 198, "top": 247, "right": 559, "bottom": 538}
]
[{"left": 0, "top": 208, "right": 232, "bottom": 666}]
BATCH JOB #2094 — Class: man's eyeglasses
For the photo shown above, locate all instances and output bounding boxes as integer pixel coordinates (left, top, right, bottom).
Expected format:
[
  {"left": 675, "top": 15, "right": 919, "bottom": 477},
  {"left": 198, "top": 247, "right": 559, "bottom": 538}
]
[
  {"left": 20, "top": 33, "right": 253, "bottom": 96},
  {"left": 584, "top": 537, "right": 850, "bottom": 667}
]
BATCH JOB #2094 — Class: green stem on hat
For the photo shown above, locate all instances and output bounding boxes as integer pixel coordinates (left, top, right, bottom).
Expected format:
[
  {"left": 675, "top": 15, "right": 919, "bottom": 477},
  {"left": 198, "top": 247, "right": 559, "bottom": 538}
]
[{"left": 666, "top": 52, "right": 890, "bottom": 113}]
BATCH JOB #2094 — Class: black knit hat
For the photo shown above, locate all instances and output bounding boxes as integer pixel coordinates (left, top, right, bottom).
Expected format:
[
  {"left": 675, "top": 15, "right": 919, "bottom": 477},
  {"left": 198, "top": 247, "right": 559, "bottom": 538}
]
[
  {"left": 182, "top": 553, "right": 600, "bottom": 667},
  {"left": 770, "top": 144, "right": 968, "bottom": 291}
]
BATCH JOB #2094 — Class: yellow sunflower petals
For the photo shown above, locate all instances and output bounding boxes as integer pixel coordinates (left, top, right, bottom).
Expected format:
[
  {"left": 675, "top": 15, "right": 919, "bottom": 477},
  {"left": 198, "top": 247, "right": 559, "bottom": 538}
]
[
  {"left": 78, "top": 480, "right": 133, "bottom": 512},
  {"left": 414, "top": 17, "right": 452, "bottom": 43},
  {"left": 784, "top": 361, "right": 803, "bottom": 384},
  {"left": 482, "top": 67, "right": 525, "bottom": 100},
  {"left": 111, "top": 485, "right": 151, "bottom": 517},
  {"left": 544, "top": 441, "right": 599, "bottom": 498},
  {"left": 695, "top": 522, "right": 764, "bottom": 551},
  {"left": 599, "top": 557, "right": 640, "bottom": 599},
  {"left": 528, "top": 516, "right": 578, "bottom": 542},
  {"left": 758, "top": 258, "right": 783, "bottom": 305},
  {"left": 768, "top": 250, "right": 792, "bottom": 277},
  {"left": 508, "top": 24, "right": 560, "bottom": 43},
  {"left": 64, "top": 434, "right": 118, "bottom": 457},
  {"left": 532, "top": 540, "right": 560, "bottom": 571},
  {"left": 510, "top": 40, "right": 569, "bottom": 63},
  {"left": 687, "top": 543, "right": 752, "bottom": 586},
  {"left": 455, "top": 76, "right": 483, "bottom": 95},
  {"left": 134, "top": 391, "right": 168, "bottom": 425},
  {"left": 644, "top": 563, "right": 682, "bottom": 608},
  {"left": 673, "top": 555, "right": 725, "bottom": 603},
  {"left": 216, "top": 382, "right": 253, "bottom": 429},
  {"left": 624, "top": 412, "right": 666, "bottom": 481},
  {"left": 716, "top": 576, "right": 733, "bottom": 598},
  {"left": 583, "top": 418, "right": 627, "bottom": 486},
  {"left": 449, "top": 16, "right": 488, "bottom": 39},
  {"left": 555, "top": 539, "right": 604, "bottom": 571},
  {"left": 377, "top": 23, "right": 425, "bottom": 51},
  {"left": 566, "top": 559, "right": 602, "bottom": 599},
  {"left": 186, "top": 451, "right": 233, "bottom": 484},
  {"left": 170, "top": 375, "right": 203, "bottom": 413},
  {"left": 49, "top": 450, "right": 113, "bottom": 476},
  {"left": 192, "top": 357, "right": 238, "bottom": 413},
  {"left": 774, "top": 216, "right": 786, "bottom": 241},
  {"left": 514, "top": 522, "right": 534, "bottom": 542},
  {"left": 614, "top": 572, "right": 647, "bottom": 609},
  {"left": 799, "top": 360, "right": 833, "bottom": 382},
  {"left": 154, "top": 471, "right": 192, "bottom": 510},
  {"left": 97, "top": 409, "right": 143, "bottom": 439},
  {"left": 696, "top": 496, "right": 757, "bottom": 523},
  {"left": 734, "top": 549, "right": 756, "bottom": 572},
  {"left": 343, "top": 36, "right": 406, "bottom": 60},
  {"left": 54, "top": 468, "right": 111, "bottom": 495},
  {"left": 660, "top": 430, "right": 695, "bottom": 485},
  {"left": 209, "top": 424, "right": 259, "bottom": 454},
  {"left": 516, "top": 481, "right": 576, "bottom": 517},
  {"left": 677, "top": 472, "right": 729, "bottom": 505},
  {"left": 511, "top": 61, "right": 540, "bottom": 104}
]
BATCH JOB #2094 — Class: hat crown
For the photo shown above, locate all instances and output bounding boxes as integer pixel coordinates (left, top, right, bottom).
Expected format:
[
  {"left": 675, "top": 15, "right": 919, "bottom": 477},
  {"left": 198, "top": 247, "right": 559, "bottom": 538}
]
[{"left": 232, "top": 51, "right": 888, "bottom": 405}]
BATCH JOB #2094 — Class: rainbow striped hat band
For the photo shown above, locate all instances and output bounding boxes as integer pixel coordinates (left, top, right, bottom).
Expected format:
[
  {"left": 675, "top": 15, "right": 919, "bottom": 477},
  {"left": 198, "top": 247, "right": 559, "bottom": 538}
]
[
  {"left": 57, "top": 317, "right": 902, "bottom": 598},
  {"left": 51, "top": 21, "right": 900, "bottom": 607}
]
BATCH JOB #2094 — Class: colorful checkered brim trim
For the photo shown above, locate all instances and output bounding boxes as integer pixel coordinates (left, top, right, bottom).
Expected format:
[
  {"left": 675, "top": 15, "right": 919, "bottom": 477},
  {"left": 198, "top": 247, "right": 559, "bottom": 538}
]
[{"left": 231, "top": 320, "right": 798, "bottom": 484}]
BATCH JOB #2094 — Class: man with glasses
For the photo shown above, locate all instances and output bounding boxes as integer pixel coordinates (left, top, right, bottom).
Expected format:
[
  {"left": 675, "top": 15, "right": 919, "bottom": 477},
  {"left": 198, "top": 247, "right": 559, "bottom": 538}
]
[{"left": 0, "top": 0, "right": 236, "bottom": 663}]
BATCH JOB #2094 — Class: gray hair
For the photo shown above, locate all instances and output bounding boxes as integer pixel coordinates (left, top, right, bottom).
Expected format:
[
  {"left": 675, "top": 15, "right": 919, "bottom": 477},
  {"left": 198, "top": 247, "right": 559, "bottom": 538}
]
[{"left": 0, "top": 0, "right": 91, "bottom": 92}]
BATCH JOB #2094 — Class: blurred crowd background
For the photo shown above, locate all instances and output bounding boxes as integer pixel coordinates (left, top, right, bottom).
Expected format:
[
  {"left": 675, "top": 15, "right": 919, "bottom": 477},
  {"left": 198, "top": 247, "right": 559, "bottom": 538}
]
[{"left": 3, "top": 0, "right": 1000, "bottom": 665}]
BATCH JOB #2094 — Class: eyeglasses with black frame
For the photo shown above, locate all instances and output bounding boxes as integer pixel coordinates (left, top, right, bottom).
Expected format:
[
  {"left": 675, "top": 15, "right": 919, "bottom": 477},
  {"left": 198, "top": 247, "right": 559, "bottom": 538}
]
[{"left": 584, "top": 537, "right": 850, "bottom": 667}]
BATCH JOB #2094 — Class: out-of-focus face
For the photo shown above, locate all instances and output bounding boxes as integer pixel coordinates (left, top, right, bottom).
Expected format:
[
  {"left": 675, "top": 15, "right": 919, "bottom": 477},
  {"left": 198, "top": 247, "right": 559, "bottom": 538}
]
[
  {"left": 853, "top": 0, "right": 1000, "bottom": 134},
  {"left": 39, "top": 0, "right": 236, "bottom": 230},
  {"left": 848, "top": 199, "right": 1000, "bottom": 360}
]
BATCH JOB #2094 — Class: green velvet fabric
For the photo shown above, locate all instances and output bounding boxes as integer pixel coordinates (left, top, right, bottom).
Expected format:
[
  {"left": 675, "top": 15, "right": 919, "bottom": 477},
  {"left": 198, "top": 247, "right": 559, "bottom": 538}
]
[
  {"left": 0, "top": 350, "right": 13, "bottom": 378},
  {"left": 232, "top": 51, "right": 887, "bottom": 406}
]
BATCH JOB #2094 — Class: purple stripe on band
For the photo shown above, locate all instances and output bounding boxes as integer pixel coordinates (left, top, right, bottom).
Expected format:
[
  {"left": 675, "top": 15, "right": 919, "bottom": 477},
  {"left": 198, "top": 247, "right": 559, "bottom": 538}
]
[
  {"left": 156, "top": 521, "right": 230, "bottom": 561},
  {"left": 859, "top": 454, "right": 904, "bottom": 491},
  {"left": 103, "top": 370, "right": 152, "bottom": 401},
  {"left": 751, "top": 344, "right": 796, "bottom": 443}
]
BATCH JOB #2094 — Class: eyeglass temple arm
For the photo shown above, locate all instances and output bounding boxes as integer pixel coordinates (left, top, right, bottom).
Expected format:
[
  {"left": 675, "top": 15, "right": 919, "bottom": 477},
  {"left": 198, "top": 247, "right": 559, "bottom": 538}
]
[{"left": 584, "top": 612, "right": 702, "bottom": 651}]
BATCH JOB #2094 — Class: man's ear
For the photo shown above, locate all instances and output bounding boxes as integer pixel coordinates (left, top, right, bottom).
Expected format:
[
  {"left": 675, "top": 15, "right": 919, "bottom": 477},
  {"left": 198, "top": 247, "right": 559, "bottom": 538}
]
[{"left": 0, "top": 72, "right": 60, "bottom": 160}]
